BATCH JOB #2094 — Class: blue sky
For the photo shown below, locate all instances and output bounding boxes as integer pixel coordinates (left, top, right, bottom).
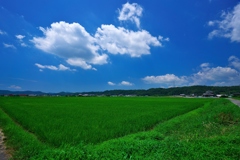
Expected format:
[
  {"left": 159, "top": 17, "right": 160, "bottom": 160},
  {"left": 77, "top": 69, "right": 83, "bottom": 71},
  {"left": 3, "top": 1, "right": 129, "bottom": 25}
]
[{"left": 0, "top": 0, "right": 240, "bottom": 92}]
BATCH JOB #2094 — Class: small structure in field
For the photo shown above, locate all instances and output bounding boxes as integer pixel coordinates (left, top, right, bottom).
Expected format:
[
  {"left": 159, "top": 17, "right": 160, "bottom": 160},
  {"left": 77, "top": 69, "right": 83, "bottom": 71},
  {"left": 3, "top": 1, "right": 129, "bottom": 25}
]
[
  {"left": 180, "top": 94, "right": 185, "bottom": 97},
  {"left": 203, "top": 90, "right": 215, "bottom": 97}
]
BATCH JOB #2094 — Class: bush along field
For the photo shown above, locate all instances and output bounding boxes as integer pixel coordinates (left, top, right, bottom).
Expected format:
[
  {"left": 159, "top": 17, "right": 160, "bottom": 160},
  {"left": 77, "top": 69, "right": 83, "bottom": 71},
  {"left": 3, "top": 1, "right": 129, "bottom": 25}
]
[{"left": 0, "top": 97, "right": 239, "bottom": 159}]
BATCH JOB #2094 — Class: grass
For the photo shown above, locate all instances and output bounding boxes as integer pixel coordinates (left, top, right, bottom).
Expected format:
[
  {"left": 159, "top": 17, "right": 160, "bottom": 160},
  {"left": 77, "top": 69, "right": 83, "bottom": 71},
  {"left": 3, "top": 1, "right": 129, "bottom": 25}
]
[
  {"left": 0, "top": 97, "right": 239, "bottom": 159},
  {"left": 234, "top": 97, "right": 240, "bottom": 100}
]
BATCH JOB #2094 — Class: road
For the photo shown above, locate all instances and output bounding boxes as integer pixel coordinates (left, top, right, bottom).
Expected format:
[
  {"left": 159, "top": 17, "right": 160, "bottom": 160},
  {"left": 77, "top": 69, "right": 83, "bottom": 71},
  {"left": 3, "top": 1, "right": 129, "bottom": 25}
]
[
  {"left": 228, "top": 98, "right": 240, "bottom": 107},
  {"left": 0, "top": 151, "right": 8, "bottom": 160},
  {"left": 0, "top": 129, "right": 9, "bottom": 160}
]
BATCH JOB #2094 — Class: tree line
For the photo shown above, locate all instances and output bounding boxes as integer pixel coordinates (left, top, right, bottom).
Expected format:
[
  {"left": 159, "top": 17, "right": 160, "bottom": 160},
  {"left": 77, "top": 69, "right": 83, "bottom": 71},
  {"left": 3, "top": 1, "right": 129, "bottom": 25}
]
[{"left": 83, "top": 85, "right": 240, "bottom": 97}]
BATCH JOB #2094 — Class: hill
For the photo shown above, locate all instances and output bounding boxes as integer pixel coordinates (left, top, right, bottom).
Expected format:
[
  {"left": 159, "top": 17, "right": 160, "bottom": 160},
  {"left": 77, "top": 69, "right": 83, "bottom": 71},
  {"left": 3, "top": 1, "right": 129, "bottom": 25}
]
[
  {"left": 1, "top": 85, "right": 240, "bottom": 97},
  {"left": 84, "top": 85, "right": 240, "bottom": 96}
]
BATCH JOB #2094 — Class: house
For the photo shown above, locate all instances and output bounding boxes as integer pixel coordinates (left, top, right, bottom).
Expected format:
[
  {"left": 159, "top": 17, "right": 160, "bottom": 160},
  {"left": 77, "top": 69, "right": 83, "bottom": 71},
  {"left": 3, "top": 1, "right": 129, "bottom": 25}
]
[
  {"left": 203, "top": 91, "right": 215, "bottom": 97},
  {"left": 180, "top": 94, "right": 185, "bottom": 97}
]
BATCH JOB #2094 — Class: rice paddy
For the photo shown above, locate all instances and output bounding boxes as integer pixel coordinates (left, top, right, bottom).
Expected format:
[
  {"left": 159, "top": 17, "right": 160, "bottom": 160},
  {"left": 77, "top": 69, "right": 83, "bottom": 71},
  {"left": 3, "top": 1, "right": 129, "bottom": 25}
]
[{"left": 0, "top": 97, "right": 239, "bottom": 159}]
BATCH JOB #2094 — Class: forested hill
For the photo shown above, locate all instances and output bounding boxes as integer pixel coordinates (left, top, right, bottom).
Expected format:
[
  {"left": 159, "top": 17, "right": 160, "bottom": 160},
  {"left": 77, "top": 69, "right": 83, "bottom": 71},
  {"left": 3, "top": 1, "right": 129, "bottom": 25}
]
[
  {"left": 84, "top": 85, "right": 240, "bottom": 96},
  {"left": 1, "top": 86, "right": 240, "bottom": 96}
]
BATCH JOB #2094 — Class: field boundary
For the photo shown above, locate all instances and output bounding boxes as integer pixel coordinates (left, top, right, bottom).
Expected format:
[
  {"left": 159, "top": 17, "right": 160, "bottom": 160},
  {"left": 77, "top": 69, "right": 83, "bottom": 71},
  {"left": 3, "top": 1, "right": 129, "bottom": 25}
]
[
  {"left": 90, "top": 100, "right": 211, "bottom": 146},
  {"left": 0, "top": 107, "right": 52, "bottom": 159},
  {"left": 0, "top": 129, "right": 11, "bottom": 160},
  {"left": 148, "top": 102, "right": 206, "bottom": 132},
  {"left": 228, "top": 98, "right": 240, "bottom": 107},
  {"left": 0, "top": 108, "right": 41, "bottom": 143}
]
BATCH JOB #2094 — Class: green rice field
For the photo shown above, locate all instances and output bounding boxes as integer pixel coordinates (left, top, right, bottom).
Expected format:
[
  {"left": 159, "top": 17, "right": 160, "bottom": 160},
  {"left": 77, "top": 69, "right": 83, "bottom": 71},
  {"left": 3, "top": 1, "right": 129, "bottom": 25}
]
[{"left": 0, "top": 97, "right": 240, "bottom": 159}]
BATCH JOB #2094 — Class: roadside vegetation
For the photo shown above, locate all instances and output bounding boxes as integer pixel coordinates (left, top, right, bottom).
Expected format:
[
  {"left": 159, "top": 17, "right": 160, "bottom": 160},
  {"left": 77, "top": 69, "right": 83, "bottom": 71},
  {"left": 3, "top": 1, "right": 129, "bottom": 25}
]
[
  {"left": 0, "top": 97, "right": 239, "bottom": 159},
  {"left": 234, "top": 96, "right": 240, "bottom": 100}
]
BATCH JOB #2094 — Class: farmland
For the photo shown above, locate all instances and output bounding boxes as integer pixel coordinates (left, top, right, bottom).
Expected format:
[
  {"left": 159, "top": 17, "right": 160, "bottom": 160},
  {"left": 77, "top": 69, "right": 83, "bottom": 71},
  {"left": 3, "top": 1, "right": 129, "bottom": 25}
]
[{"left": 0, "top": 97, "right": 240, "bottom": 159}]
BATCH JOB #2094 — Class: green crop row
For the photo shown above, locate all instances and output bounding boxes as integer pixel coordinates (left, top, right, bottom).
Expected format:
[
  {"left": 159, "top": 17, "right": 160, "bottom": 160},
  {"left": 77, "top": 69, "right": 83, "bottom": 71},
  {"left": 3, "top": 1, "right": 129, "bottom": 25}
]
[
  {"left": 0, "top": 97, "right": 208, "bottom": 146},
  {"left": 1, "top": 97, "right": 239, "bottom": 159}
]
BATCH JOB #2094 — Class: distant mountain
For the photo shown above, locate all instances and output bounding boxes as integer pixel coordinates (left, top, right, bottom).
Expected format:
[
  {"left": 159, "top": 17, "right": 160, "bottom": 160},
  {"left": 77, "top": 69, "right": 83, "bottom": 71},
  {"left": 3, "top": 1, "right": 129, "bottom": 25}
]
[
  {"left": 1, "top": 85, "right": 240, "bottom": 96},
  {"left": 0, "top": 90, "right": 45, "bottom": 95}
]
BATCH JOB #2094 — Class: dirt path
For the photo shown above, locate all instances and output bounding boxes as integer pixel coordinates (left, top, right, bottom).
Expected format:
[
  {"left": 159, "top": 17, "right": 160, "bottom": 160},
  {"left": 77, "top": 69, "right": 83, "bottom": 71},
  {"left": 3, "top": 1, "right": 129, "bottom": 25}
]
[
  {"left": 0, "top": 129, "right": 10, "bottom": 160},
  {"left": 228, "top": 98, "right": 240, "bottom": 107}
]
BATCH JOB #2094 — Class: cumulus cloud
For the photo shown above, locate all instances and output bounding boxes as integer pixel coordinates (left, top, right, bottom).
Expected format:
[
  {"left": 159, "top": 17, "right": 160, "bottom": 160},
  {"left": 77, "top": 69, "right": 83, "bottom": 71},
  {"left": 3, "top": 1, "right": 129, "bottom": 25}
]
[
  {"left": 118, "top": 2, "right": 143, "bottom": 28},
  {"left": 35, "top": 63, "right": 75, "bottom": 71},
  {"left": 20, "top": 43, "right": 27, "bottom": 47},
  {"left": 95, "top": 24, "right": 161, "bottom": 57},
  {"left": 191, "top": 66, "right": 239, "bottom": 85},
  {"left": 200, "top": 63, "right": 210, "bottom": 68},
  {"left": 142, "top": 74, "right": 188, "bottom": 87},
  {"left": 108, "top": 81, "right": 134, "bottom": 86},
  {"left": 8, "top": 85, "right": 21, "bottom": 90},
  {"left": 32, "top": 21, "right": 108, "bottom": 70},
  {"left": 120, "top": 81, "right": 134, "bottom": 86},
  {"left": 208, "top": 21, "right": 215, "bottom": 26},
  {"left": 32, "top": 3, "right": 166, "bottom": 70},
  {"left": 16, "top": 34, "right": 27, "bottom": 47},
  {"left": 3, "top": 43, "right": 16, "bottom": 49},
  {"left": 16, "top": 34, "right": 25, "bottom": 40},
  {"left": 158, "top": 36, "right": 170, "bottom": 42},
  {"left": 208, "top": 3, "right": 240, "bottom": 42},
  {"left": 32, "top": 21, "right": 162, "bottom": 66},
  {"left": 229, "top": 56, "right": 240, "bottom": 71},
  {"left": 108, "top": 81, "right": 116, "bottom": 86},
  {"left": 58, "top": 64, "right": 74, "bottom": 71},
  {"left": 190, "top": 59, "right": 240, "bottom": 86},
  {"left": 66, "top": 58, "right": 96, "bottom": 70},
  {"left": 143, "top": 56, "right": 240, "bottom": 87}
]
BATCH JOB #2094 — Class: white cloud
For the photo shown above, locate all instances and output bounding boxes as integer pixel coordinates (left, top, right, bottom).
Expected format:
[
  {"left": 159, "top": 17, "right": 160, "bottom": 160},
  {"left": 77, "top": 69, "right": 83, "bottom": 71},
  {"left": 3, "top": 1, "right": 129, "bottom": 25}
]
[
  {"left": 20, "top": 43, "right": 27, "bottom": 47},
  {"left": 8, "top": 85, "right": 21, "bottom": 90},
  {"left": 95, "top": 24, "right": 161, "bottom": 57},
  {"left": 0, "top": 30, "right": 6, "bottom": 35},
  {"left": 143, "top": 56, "right": 240, "bottom": 87},
  {"left": 59, "top": 64, "right": 72, "bottom": 71},
  {"left": 16, "top": 34, "right": 27, "bottom": 47},
  {"left": 190, "top": 59, "right": 240, "bottom": 86},
  {"left": 120, "top": 81, "right": 134, "bottom": 86},
  {"left": 142, "top": 74, "right": 188, "bottom": 86},
  {"left": 32, "top": 21, "right": 108, "bottom": 70},
  {"left": 35, "top": 63, "right": 75, "bottom": 71},
  {"left": 208, "top": 21, "right": 215, "bottom": 26},
  {"left": 66, "top": 58, "right": 96, "bottom": 70},
  {"left": 3, "top": 43, "right": 16, "bottom": 49},
  {"left": 108, "top": 81, "right": 134, "bottom": 86},
  {"left": 32, "top": 4, "right": 167, "bottom": 70},
  {"left": 118, "top": 2, "right": 143, "bottom": 28},
  {"left": 16, "top": 35, "right": 25, "bottom": 40},
  {"left": 200, "top": 63, "right": 210, "bottom": 68},
  {"left": 229, "top": 55, "right": 240, "bottom": 70},
  {"left": 208, "top": 3, "right": 240, "bottom": 42},
  {"left": 35, "top": 63, "right": 58, "bottom": 70},
  {"left": 158, "top": 36, "right": 170, "bottom": 42},
  {"left": 108, "top": 81, "right": 116, "bottom": 86},
  {"left": 192, "top": 66, "right": 239, "bottom": 84}
]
